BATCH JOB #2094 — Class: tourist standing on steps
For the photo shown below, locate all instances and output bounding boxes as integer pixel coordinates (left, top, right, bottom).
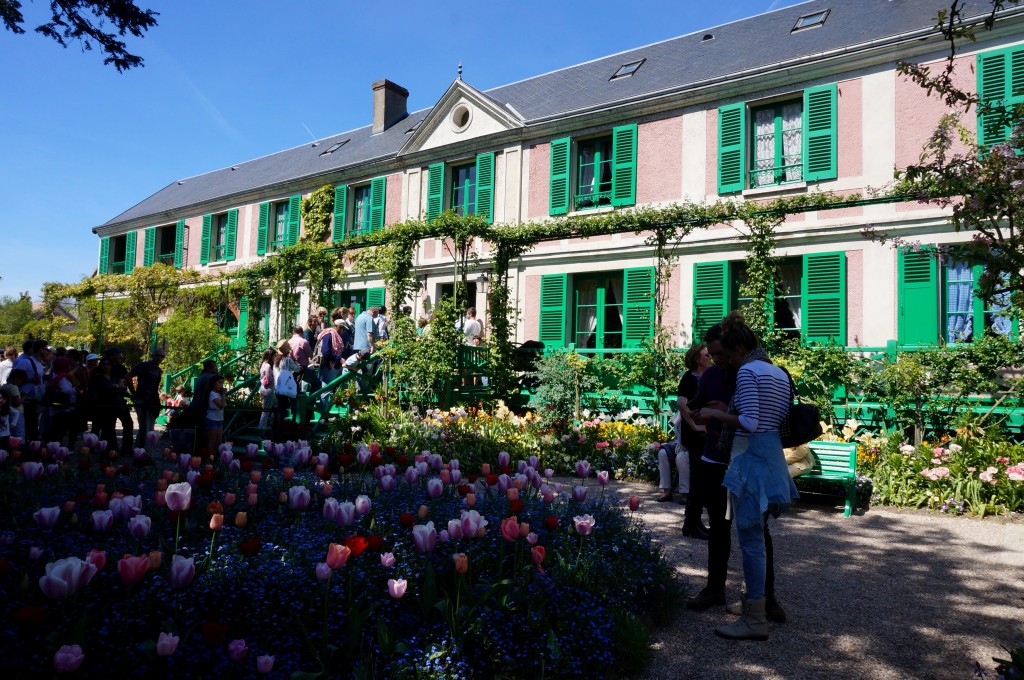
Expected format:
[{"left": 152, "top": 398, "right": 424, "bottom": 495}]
[
  {"left": 677, "top": 344, "right": 712, "bottom": 538},
  {"left": 257, "top": 348, "right": 277, "bottom": 434},
  {"left": 697, "top": 312, "right": 798, "bottom": 642},
  {"left": 316, "top": 317, "right": 345, "bottom": 387},
  {"left": 127, "top": 348, "right": 165, "bottom": 447},
  {"left": 462, "top": 307, "right": 482, "bottom": 344},
  {"left": 375, "top": 306, "right": 390, "bottom": 342}
]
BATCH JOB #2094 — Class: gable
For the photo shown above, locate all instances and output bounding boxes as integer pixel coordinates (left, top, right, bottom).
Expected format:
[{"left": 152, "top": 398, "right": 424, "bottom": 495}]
[{"left": 401, "top": 80, "right": 523, "bottom": 156}]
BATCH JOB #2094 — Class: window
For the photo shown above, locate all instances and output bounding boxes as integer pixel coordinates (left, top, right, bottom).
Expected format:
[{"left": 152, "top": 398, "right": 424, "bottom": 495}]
[
  {"left": 332, "top": 179, "right": 387, "bottom": 242},
  {"left": 751, "top": 102, "right": 803, "bottom": 188},
  {"left": 425, "top": 154, "right": 494, "bottom": 223},
  {"left": 157, "top": 225, "right": 176, "bottom": 265},
  {"left": 792, "top": 9, "right": 829, "bottom": 32},
  {"left": 258, "top": 197, "right": 299, "bottom": 254},
  {"left": 334, "top": 289, "right": 367, "bottom": 315},
  {"left": 538, "top": 268, "right": 654, "bottom": 351},
  {"left": 610, "top": 58, "right": 645, "bottom": 80},
  {"left": 258, "top": 297, "right": 271, "bottom": 341},
  {"left": 450, "top": 162, "right": 477, "bottom": 216},
  {"left": 201, "top": 210, "right": 237, "bottom": 264},
  {"left": 717, "top": 83, "right": 836, "bottom": 194},
  {"left": 143, "top": 220, "right": 185, "bottom": 268},
  {"left": 693, "top": 253, "right": 846, "bottom": 345},
  {"left": 899, "top": 247, "right": 1018, "bottom": 344},
  {"left": 319, "top": 139, "right": 348, "bottom": 156},
  {"left": 549, "top": 124, "right": 636, "bottom": 216},
  {"left": 270, "top": 201, "right": 289, "bottom": 252},
  {"left": 976, "top": 45, "right": 1024, "bottom": 147},
  {"left": 277, "top": 295, "right": 300, "bottom": 340},
  {"left": 106, "top": 234, "right": 132, "bottom": 274},
  {"left": 438, "top": 282, "right": 477, "bottom": 307}
]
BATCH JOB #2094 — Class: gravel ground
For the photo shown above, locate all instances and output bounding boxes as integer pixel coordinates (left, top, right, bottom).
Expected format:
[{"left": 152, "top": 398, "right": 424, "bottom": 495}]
[{"left": 609, "top": 479, "right": 1024, "bottom": 680}]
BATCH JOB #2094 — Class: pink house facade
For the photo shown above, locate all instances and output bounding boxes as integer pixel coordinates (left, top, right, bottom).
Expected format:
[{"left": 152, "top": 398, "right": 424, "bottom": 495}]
[{"left": 92, "top": 0, "right": 1024, "bottom": 350}]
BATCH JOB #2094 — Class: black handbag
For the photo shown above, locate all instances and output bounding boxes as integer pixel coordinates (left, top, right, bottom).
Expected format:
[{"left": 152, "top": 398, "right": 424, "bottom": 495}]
[{"left": 779, "top": 368, "right": 823, "bottom": 448}]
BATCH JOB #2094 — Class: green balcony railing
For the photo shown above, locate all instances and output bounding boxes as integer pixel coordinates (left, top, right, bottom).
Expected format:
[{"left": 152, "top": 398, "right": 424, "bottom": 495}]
[
  {"left": 573, "top": 190, "right": 612, "bottom": 211},
  {"left": 750, "top": 162, "right": 803, "bottom": 189}
]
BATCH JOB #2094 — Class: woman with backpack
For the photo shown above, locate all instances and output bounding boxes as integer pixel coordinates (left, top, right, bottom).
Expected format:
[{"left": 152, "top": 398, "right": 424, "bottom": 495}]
[{"left": 257, "top": 348, "right": 277, "bottom": 435}]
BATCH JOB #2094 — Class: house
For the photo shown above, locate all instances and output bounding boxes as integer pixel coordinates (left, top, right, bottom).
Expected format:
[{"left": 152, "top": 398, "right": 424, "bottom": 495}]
[{"left": 91, "top": 0, "right": 1024, "bottom": 350}]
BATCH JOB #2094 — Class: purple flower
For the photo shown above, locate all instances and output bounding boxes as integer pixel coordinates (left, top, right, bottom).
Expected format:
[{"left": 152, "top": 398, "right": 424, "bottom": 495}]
[
  {"left": 596, "top": 471, "right": 610, "bottom": 486},
  {"left": 573, "top": 514, "right": 596, "bottom": 536},
  {"left": 33, "top": 506, "right": 60, "bottom": 528},
  {"left": 128, "top": 515, "right": 152, "bottom": 539},
  {"left": 572, "top": 486, "right": 587, "bottom": 502},
  {"left": 53, "top": 644, "right": 84, "bottom": 673},
  {"left": 287, "top": 485, "right": 310, "bottom": 510},
  {"left": 380, "top": 552, "right": 396, "bottom": 568},
  {"left": 354, "top": 495, "right": 372, "bottom": 515},
  {"left": 91, "top": 510, "right": 113, "bottom": 532},
  {"left": 256, "top": 655, "right": 274, "bottom": 674},
  {"left": 336, "top": 501, "right": 356, "bottom": 526},
  {"left": 228, "top": 639, "right": 248, "bottom": 662},
  {"left": 39, "top": 556, "right": 97, "bottom": 599},
  {"left": 575, "top": 460, "right": 591, "bottom": 478},
  {"left": 387, "top": 578, "right": 407, "bottom": 599},
  {"left": 411, "top": 522, "right": 437, "bottom": 553},
  {"left": 426, "top": 478, "right": 443, "bottom": 499}
]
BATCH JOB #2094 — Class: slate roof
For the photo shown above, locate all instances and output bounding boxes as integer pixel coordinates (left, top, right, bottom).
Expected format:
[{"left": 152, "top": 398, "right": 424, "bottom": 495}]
[{"left": 99, "top": 0, "right": 1002, "bottom": 231}]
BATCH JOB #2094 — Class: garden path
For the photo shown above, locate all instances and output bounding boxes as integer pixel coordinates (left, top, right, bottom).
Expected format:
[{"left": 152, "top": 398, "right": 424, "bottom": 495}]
[{"left": 610, "top": 480, "right": 1024, "bottom": 680}]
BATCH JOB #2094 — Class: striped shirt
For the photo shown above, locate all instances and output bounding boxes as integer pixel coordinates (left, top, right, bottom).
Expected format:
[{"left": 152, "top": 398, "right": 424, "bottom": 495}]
[{"left": 734, "top": 360, "right": 791, "bottom": 436}]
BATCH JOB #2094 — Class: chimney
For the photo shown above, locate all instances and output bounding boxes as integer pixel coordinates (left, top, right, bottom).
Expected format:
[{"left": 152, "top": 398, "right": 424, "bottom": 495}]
[{"left": 372, "top": 79, "right": 409, "bottom": 134}]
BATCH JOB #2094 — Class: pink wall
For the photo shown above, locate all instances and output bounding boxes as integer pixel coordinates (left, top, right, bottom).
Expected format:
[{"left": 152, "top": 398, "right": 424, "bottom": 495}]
[
  {"left": 896, "top": 55, "right": 975, "bottom": 171},
  {"left": 838, "top": 78, "right": 863, "bottom": 180},
  {"left": 662, "top": 264, "right": 681, "bottom": 344},
  {"left": 567, "top": 234, "right": 612, "bottom": 244},
  {"left": 705, "top": 107, "right": 719, "bottom": 197},
  {"left": 524, "top": 275, "right": 540, "bottom": 341},
  {"left": 423, "top": 239, "right": 435, "bottom": 259},
  {"left": 385, "top": 173, "right": 403, "bottom": 225},
  {"left": 528, "top": 142, "right": 550, "bottom": 220},
  {"left": 637, "top": 116, "right": 682, "bottom": 204},
  {"left": 846, "top": 249, "right": 863, "bottom": 346}
]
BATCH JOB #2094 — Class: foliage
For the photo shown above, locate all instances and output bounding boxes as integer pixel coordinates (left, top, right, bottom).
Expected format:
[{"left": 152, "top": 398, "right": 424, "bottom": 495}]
[
  {"left": 530, "top": 351, "right": 601, "bottom": 424},
  {"left": 0, "top": 0, "right": 158, "bottom": 71},
  {"left": 0, "top": 294, "right": 33, "bottom": 335},
  {"left": 0, "top": 432, "right": 677, "bottom": 678},
  {"left": 157, "top": 310, "right": 230, "bottom": 378},
  {"left": 301, "top": 185, "right": 335, "bottom": 244}
]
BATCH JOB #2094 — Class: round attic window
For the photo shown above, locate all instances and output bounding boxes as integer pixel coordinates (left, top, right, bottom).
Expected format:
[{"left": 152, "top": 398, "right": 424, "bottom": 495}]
[{"left": 450, "top": 104, "right": 472, "bottom": 133}]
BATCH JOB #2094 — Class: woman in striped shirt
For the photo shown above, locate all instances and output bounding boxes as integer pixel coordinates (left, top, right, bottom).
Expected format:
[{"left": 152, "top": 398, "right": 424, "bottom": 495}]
[{"left": 699, "top": 312, "right": 798, "bottom": 641}]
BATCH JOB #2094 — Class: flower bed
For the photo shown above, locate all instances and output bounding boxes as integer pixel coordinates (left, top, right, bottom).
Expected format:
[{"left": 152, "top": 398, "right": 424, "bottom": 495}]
[{"left": 0, "top": 435, "right": 678, "bottom": 678}]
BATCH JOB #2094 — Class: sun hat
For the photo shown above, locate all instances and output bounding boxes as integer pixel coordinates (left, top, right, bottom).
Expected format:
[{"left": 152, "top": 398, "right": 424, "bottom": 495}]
[
  {"left": 276, "top": 338, "right": 292, "bottom": 354},
  {"left": 85, "top": 353, "right": 100, "bottom": 362}
]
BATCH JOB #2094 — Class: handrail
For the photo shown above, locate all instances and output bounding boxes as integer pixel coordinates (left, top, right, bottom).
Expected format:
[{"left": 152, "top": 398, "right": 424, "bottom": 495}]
[
  {"left": 162, "top": 345, "right": 233, "bottom": 393},
  {"left": 297, "top": 356, "right": 382, "bottom": 421},
  {"left": 221, "top": 373, "right": 261, "bottom": 440}
]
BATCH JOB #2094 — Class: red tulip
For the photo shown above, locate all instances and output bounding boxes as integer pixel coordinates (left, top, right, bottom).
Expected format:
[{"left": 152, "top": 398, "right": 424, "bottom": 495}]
[
  {"left": 544, "top": 516, "right": 559, "bottom": 531},
  {"left": 239, "top": 537, "right": 261, "bottom": 557},
  {"left": 117, "top": 554, "right": 150, "bottom": 585},
  {"left": 500, "top": 516, "right": 520, "bottom": 542},
  {"left": 343, "top": 536, "right": 368, "bottom": 558}
]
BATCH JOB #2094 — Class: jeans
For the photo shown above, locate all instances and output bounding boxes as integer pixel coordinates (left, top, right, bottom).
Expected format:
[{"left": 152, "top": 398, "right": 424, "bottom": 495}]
[{"left": 733, "top": 505, "right": 777, "bottom": 601}]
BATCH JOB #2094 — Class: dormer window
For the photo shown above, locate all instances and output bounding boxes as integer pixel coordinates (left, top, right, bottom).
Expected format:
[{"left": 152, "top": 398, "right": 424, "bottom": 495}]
[
  {"left": 792, "top": 9, "right": 829, "bottom": 32},
  {"left": 610, "top": 58, "right": 645, "bottom": 81}
]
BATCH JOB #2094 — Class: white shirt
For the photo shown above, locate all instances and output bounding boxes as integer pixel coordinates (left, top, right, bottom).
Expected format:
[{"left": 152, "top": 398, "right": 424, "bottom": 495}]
[
  {"left": 0, "top": 359, "right": 12, "bottom": 385},
  {"left": 463, "top": 318, "right": 482, "bottom": 342}
]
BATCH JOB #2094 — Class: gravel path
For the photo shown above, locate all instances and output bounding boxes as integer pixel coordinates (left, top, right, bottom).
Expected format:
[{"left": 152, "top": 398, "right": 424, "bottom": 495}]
[{"left": 610, "top": 480, "right": 1024, "bottom": 680}]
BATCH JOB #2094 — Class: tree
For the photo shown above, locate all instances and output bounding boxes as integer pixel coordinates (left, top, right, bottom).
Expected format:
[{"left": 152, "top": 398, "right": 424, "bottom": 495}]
[
  {"left": 1, "top": 0, "right": 157, "bottom": 71},
  {"left": 0, "top": 293, "right": 33, "bottom": 335}
]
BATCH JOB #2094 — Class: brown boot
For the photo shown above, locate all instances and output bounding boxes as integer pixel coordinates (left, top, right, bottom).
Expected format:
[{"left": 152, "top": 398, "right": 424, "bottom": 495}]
[
  {"left": 714, "top": 598, "right": 768, "bottom": 641},
  {"left": 685, "top": 587, "right": 725, "bottom": 611},
  {"left": 729, "top": 595, "right": 786, "bottom": 623},
  {"left": 656, "top": 490, "right": 673, "bottom": 502}
]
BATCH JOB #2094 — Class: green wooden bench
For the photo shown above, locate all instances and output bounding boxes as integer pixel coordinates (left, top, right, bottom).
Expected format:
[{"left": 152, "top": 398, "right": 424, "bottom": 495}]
[{"left": 799, "top": 441, "right": 858, "bottom": 517}]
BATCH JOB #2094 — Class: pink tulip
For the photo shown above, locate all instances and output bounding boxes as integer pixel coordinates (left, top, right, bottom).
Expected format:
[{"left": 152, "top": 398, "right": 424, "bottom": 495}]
[
  {"left": 34, "top": 506, "right": 60, "bottom": 528},
  {"left": 91, "top": 510, "right": 113, "bottom": 532},
  {"left": 453, "top": 552, "right": 468, "bottom": 574},
  {"left": 380, "top": 552, "right": 396, "bottom": 568},
  {"left": 506, "top": 488, "right": 519, "bottom": 501},
  {"left": 426, "top": 478, "right": 443, "bottom": 499},
  {"left": 209, "top": 514, "right": 224, "bottom": 531},
  {"left": 128, "top": 515, "right": 152, "bottom": 539},
  {"left": 354, "top": 495, "right": 372, "bottom": 515},
  {"left": 573, "top": 514, "right": 596, "bottom": 536},
  {"left": 169, "top": 554, "right": 195, "bottom": 589},
  {"left": 500, "top": 516, "right": 520, "bottom": 542},
  {"left": 411, "top": 522, "right": 437, "bottom": 553},
  {"left": 572, "top": 486, "right": 587, "bottom": 502},
  {"left": 164, "top": 483, "right": 192, "bottom": 512},
  {"left": 380, "top": 475, "right": 396, "bottom": 491},
  {"left": 117, "top": 554, "right": 150, "bottom": 585},
  {"left": 531, "top": 545, "right": 546, "bottom": 566},
  {"left": 223, "top": 492, "right": 236, "bottom": 507},
  {"left": 356, "top": 444, "right": 371, "bottom": 465},
  {"left": 1008, "top": 465, "right": 1024, "bottom": 481},
  {"left": 628, "top": 495, "right": 641, "bottom": 511},
  {"left": 326, "top": 543, "right": 351, "bottom": 569},
  {"left": 53, "top": 644, "right": 84, "bottom": 673},
  {"left": 315, "top": 562, "right": 331, "bottom": 581},
  {"left": 544, "top": 468, "right": 554, "bottom": 478},
  {"left": 526, "top": 532, "right": 538, "bottom": 545},
  {"left": 228, "top": 639, "right": 248, "bottom": 661},
  {"left": 156, "top": 632, "right": 179, "bottom": 657},
  {"left": 596, "top": 471, "right": 610, "bottom": 486},
  {"left": 29, "top": 546, "right": 44, "bottom": 560},
  {"left": 39, "top": 556, "right": 97, "bottom": 599},
  {"left": 403, "top": 467, "right": 418, "bottom": 484},
  {"left": 576, "top": 460, "right": 591, "bottom": 478},
  {"left": 85, "top": 549, "right": 106, "bottom": 571},
  {"left": 288, "top": 485, "right": 310, "bottom": 510},
  {"left": 336, "top": 501, "right": 357, "bottom": 526},
  {"left": 387, "top": 578, "right": 407, "bottom": 599},
  {"left": 446, "top": 519, "right": 464, "bottom": 540},
  {"left": 460, "top": 510, "right": 488, "bottom": 537},
  {"left": 257, "top": 655, "right": 275, "bottom": 674},
  {"left": 542, "top": 491, "right": 555, "bottom": 504},
  {"left": 322, "top": 498, "right": 339, "bottom": 522},
  {"left": 20, "top": 461, "right": 44, "bottom": 480}
]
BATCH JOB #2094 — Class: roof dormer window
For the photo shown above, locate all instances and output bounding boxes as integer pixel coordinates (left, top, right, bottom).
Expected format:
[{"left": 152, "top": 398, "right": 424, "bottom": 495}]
[
  {"left": 792, "top": 9, "right": 829, "bottom": 32},
  {"left": 610, "top": 58, "right": 646, "bottom": 81}
]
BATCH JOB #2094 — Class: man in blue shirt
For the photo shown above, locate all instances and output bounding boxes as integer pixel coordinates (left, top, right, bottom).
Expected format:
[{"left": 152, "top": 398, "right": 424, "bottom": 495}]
[{"left": 352, "top": 307, "right": 379, "bottom": 352}]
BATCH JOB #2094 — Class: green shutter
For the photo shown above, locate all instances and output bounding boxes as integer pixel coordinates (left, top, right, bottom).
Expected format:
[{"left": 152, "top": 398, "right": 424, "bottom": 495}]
[
  {"left": 256, "top": 202, "right": 269, "bottom": 255},
  {"left": 332, "top": 185, "right": 348, "bottom": 242},
  {"left": 549, "top": 137, "right": 571, "bottom": 215},
  {"left": 224, "top": 209, "right": 238, "bottom": 261},
  {"left": 236, "top": 295, "right": 249, "bottom": 349},
  {"left": 143, "top": 227, "right": 156, "bottom": 267},
  {"left": 623, "top": 267, "right": 655, "bottom": 347},
  {"left": 897, "top": 247, "right": 939, "bottom": 345},
  {"left": 611, "top": 124, "right": 638, "bottom": 207},
  {"left": 174, "top": 219, "right": 185, "bottom": 268},
  {"left": 802, "top": 252, "right": 846, "bottom": 345},
  {"left": 98, "top": 237, "right": 110, "bottom": 275},
  {"left": 977, "top": 46, "right": 1024, "bottom": 146},
  {"left": 693, "top": 261, "right": 729, "bottom": 342},
  {"left": 426, "top": 163, "right": 445, "bottom": 222},
  {"left": 287, "top": 195, "right": 301, "bottom": 246},
  {"left": 200, "top": 214, "right": 212, "bottom": 265},
  {"left": 124, "top": 231, "right": 137, "bottom": 274},
  {"left": 475, "top": 152, "right": 495, "bottom": 223},
  {"left": 803, "top": 83, "right": 838, "bottom": 182},
  {"left": 367, "top": 287, "right": 386, "bottom": 309},
  {"left": 717, "top": 103, "right": 746, "bottom": 194},
  {"left": 369, "top": 177, "right": 387, "bottom": 233},
  {"left": 538, "top": 273, "right": 568, "bottom": 347}
]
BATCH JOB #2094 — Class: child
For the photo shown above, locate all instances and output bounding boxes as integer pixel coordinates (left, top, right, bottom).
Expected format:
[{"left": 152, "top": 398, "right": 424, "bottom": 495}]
[
  {"left": 205, "top": 375, "right": 226, "bottom": 454},
  {"left": 1, "top": 369, "right": 26, "bottom": 440}
]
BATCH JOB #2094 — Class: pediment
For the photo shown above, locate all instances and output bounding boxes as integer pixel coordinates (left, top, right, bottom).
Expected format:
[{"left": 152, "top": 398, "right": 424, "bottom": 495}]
[{"left": 400, "top": 80, "right": 523, "bottom": 156}]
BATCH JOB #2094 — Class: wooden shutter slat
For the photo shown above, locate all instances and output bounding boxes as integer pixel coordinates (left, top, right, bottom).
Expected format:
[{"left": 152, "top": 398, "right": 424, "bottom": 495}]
[
  {"left": 287, "top": 196, "right": 301, "bottom": 246},
  {"left": 370, "top": 177, "right": 387, "bottom": 232},
  {"left": 257, "top": 202, "right": 269, "bottom": 255},
  {"left": 367, "top": 287, "right": 386, "bottom": 309},
  {"left": 693, "top": 261, "right": 729, "bottom": 342},
  {"left": 538, "top": 273, "right": 568, "bottom": 347},
  {"left": 332, "top": 185, "right": 348, "bottom": 242},
  {"left": 803, "top": 83, "right": 837, "bottom": 182},
  {"left": 200, "top": 215, "right": 212, "bottom": 265},
  {"left": 143, "top": 227, "right": 156, "bottom": 267},
  {"left": 174, "top": 219, "right": 185, "bottom": 268},
  {"left": 224, "top": 210, "right": 238, "bottom": 261},
  {"left": 475, "top": 152, "right": 495, "bottom": 223},
  {"left": 802, "top": 251, "right": 846, "bottom": 345},
  {"left": 98, "top": 237, "right": 110, "bottom": 275},
  {"left": 897, "top": 247, "right": 939, "bottom": 345},
  {"left": 124, "top": 231, "right": 137, "bottom": 274},
  {"left": 623, "top": 266, "right": 655, "bottom": 346},
  {"left": 549, "top": 137, "right": 571, "bottom": 215},
  {"left": 236, "top": 295, "right": 249, "bottom": 349},
  {"left": 426, "top": 163, "right": 444, "bottom": 222},
  {"left": 717, "top": 103, "right": 746, "bottom": 194},
  {"left": 611, "top": 124, "right": 637, "bottom": 207}
]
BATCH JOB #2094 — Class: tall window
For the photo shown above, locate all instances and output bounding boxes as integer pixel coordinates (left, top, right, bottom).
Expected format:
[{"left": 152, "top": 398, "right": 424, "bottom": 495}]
[
  {"left": 352, "top": 185, "right": 372, "bottom": 237},
  {"left": 270, "top": 201, "right": 289, "bottom": 252},
  {"left": 575, "top": 136, "right": 613, "bottom": 210},
  {"left": 945, "top": 259, "right": 1014, "bottom": 343},
  {"left": 751, "top": 101, "right": 803, "bottom": 188},
  {"left": 157, "top": 226, "right": 176, "bottom": 265},
  {"left": 109, "top": 235, "right": 128, "bottom": 274},
  {"left": 730, "top": 258, "right": 803, "bottom": 342},
  {"left": 211, "top": 213, "right": 228, "bottom": 262},
  {"left": 450, "top": 163, "right": 477, "bottom": 216},
  {"left": 258, "top": 298, "right": 271, "bottom": 341},
  {"left": 574, "top": 273, "right": 624, "bottom": 350}
]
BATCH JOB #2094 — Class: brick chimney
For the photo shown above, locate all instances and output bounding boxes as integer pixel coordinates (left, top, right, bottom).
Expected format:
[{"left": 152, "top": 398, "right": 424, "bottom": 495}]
[{"left": 372, "top": 79, "right": 409, "bottom": 134}]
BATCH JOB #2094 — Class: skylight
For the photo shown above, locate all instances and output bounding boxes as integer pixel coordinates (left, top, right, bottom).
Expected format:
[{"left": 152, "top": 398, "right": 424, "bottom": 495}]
[
  {"left": 792, "top": 9, "right": 830, "bottom": 32},
  {"left": 319, "top": 140, "right": 349, "bottom": 156},
  {"left": 610, "top": 58, "right": 646, "bottom": 81}
]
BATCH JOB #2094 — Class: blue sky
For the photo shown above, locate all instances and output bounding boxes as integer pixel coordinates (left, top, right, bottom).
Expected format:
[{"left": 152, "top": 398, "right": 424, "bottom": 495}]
[{"left": 0, "top": 0, "right": 802, "bottom": 301}]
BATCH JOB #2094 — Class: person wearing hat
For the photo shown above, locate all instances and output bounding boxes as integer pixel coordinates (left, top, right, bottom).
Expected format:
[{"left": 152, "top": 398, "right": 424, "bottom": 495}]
[{"left": 127, "top": 348, "right": 166, "bottom": 447}]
